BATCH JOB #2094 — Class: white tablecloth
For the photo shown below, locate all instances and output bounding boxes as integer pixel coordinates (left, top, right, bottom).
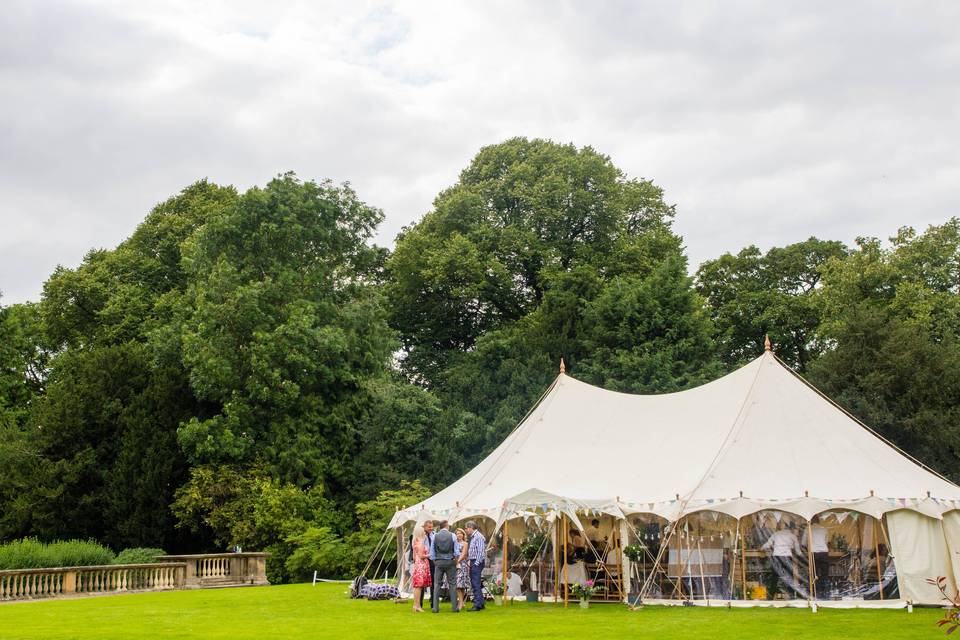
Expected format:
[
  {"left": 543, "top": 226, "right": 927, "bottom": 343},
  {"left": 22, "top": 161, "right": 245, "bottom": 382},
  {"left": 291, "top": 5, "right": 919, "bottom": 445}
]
[{"left": 561, "top": 561, "right": 587, "bottom": 584}]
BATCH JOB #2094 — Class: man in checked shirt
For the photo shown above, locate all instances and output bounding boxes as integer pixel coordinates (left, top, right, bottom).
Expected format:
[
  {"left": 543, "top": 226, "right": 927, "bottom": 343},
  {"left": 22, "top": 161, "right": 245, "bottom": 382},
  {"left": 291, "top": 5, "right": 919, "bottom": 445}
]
[{"left": 464, "top": 521, "right": 487, "bottom": 611}]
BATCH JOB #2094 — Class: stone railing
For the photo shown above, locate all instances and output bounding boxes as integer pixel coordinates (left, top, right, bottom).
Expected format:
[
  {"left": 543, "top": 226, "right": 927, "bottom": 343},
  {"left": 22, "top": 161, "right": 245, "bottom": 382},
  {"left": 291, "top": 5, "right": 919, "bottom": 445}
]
[
  {"left": 158, "top": 553, "right": 269, "bottom": 589},
  {"left": 0, "top": 552, "right": 269, "bottom": 602},
  {"left": 0, "top": 563, "right": 185, "bottom": 601}
]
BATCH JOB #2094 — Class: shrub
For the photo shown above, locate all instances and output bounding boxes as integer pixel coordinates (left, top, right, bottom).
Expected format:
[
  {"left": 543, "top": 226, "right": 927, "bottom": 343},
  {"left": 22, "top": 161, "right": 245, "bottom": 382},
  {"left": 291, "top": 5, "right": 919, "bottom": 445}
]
[
  {"left": 0, "top": 538, "right": 115, "bottom": 569},
  {"left": 114, "top": 548, "right": 166, "bottom": 565}
]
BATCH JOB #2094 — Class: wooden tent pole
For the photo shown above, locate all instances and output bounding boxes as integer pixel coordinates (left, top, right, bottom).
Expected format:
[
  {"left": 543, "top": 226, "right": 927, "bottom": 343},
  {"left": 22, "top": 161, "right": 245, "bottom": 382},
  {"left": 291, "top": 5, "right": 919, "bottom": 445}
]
[
  {"left": 740, "top": 518, "right": 747, "bottom": 600},
  {"left": 872, "top": 517, "right": 884, "bottom": 600},
  {"left": 396, "top": 526, "right": 405, "bottom": 593},
  {"left": 553, "top": 519, "right": 559, "bottom": 604},
  {"left": 617, "top": 520, "right": 626, "bottom": 602},
  {"left": 502, "top": 520, "right": 510, "bottom": 605},
  {"left": 854, "top": 512, "right": 865, "bottom": 591},
  {"left": 563, "top": 514, "right": 569, "bottom": 607},
  {"left": 806, "top": 519, "right": 816, "bottom": 601},
  {"left": 721, "top": 520, "right": 740, "bottom": 600},
  {"left": 696, "top": 535, "right": 708, "bottom": 603},
  {"left": 878, "top": 515, "right": 893, "bottom": 600}
]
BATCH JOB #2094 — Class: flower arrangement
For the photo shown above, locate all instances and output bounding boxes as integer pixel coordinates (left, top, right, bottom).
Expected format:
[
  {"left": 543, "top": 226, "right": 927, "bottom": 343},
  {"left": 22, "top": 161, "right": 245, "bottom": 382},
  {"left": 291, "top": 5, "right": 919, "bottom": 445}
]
[
  {"left": 623, "top": 544, "right": 646, "bottom": 562},
  {"left": 486, "top": 577, "right": 505, "bottom": 596},
  {"left": 570, "top": 579, "right": 600, "bottom": 600}
]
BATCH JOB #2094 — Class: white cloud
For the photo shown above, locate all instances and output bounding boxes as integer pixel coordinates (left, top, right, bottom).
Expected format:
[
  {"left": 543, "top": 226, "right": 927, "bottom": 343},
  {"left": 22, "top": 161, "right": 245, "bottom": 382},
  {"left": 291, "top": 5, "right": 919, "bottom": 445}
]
[{"left": 1, "top": 0, "right": 958, "bottom": 303}]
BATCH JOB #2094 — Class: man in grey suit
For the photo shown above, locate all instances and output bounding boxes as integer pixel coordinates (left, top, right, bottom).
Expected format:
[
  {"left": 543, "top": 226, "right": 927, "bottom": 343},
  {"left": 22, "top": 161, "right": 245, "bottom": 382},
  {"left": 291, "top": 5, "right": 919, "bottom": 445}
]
[{"left": 429, "top": 520, "right": 462, "bottom": 613}]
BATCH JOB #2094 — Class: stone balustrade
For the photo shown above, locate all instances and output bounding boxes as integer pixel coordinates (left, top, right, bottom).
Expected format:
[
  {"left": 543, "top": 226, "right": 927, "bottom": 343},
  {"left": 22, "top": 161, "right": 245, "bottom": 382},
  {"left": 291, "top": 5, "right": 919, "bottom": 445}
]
[
  {"left": 158, "top": 553, "right": 269, "bottom": 589},
  {"left": 0, "top": 552, "right": 269, "bottom": 602},
  {"left": 0, "top": 563, "right": 185, "bottom": 601}
]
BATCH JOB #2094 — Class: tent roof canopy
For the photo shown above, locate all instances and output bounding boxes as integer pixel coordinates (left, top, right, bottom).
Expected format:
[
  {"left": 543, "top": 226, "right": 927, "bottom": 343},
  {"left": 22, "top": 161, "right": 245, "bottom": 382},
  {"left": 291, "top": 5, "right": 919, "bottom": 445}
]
[{"left": 390, "top": 351, "right": 960, "bottom": 528}]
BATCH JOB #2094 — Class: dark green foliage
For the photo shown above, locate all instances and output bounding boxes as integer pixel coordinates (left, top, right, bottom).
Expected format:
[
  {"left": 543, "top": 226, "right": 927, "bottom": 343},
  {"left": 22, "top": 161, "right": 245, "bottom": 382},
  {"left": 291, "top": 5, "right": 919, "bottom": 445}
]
[
  {"left": 390, "top": 137, "right": 719, "bottom": 456},
  {"left": 113, "top": 548, "right": 166, "bottom": 564},
  {"left": 285, "top": 481, "right": 431, "bottom": 581},
  {"left": 696, "top": 237, "right": 848, "bottom": 371},
  {"left": 806, "top": 222, "right": 960, "bottom": 482}
]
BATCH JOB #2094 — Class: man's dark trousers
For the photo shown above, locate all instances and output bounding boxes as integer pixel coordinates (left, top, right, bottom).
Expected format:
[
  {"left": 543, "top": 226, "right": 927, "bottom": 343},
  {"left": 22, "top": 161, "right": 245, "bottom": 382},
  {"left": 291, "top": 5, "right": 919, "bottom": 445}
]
[
  {"left": 469, "top": 560, "right": 485, "bottom": 610},
  {"left": 432, "top": 560, "right": 459, "bottom": 612}
]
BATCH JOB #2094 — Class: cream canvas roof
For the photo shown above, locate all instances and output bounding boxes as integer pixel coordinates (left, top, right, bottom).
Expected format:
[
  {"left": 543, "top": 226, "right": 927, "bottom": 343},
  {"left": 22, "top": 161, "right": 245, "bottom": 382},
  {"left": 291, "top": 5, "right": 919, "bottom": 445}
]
[{"left": 390, "top": 350, "right": 960, "bottom": 528}]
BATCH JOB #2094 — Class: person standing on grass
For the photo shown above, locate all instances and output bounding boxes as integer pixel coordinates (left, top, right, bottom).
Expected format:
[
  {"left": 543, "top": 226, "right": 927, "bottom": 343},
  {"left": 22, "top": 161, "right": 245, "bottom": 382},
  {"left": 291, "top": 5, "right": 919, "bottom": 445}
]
[
  {"left": 429, "top": 520, "right": 462, "bottom": 613},
  {"left": 454, "top": 528, "right": 470, "bottom": 610},
  {"left": 465, "top": 521, "right": 487, "bottom": 612},
  {"left": 418, "top": 520, "right": 435, "bottom": 609},
  {"left": 410, "top": 525, "right": 432, "bottom": 613}
]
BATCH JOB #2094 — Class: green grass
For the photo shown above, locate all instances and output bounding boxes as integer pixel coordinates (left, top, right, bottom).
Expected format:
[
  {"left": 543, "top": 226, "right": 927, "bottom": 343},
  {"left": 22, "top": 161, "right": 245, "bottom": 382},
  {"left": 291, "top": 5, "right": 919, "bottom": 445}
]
[{"left": 0, "top": 582, "right": 945, "bottom": 639}]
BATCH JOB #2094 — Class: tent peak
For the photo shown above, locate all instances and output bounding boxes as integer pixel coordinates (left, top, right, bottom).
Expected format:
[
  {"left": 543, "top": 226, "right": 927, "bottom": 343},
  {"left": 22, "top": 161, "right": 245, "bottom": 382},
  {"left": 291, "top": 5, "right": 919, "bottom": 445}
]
[
  {"left": 559, "top": 357, "right": 566, "bottom": 374},
  {"left": 764, "top": 334, "right": 772, "bottom": 352}
]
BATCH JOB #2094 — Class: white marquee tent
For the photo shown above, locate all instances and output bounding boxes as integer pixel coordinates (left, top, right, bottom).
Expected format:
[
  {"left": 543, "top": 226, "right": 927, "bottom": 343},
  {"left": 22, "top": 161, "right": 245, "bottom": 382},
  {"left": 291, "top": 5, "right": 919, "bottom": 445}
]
[{"left": 389, "top": 346, "right": 960, "bottom": 606}]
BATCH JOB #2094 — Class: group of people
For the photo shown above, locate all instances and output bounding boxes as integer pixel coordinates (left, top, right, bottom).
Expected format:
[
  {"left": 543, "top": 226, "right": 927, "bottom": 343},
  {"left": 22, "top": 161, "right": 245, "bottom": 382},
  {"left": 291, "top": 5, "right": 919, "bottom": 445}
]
[{"left": 410, "top": 519, "right": 488, "bottom": 613}]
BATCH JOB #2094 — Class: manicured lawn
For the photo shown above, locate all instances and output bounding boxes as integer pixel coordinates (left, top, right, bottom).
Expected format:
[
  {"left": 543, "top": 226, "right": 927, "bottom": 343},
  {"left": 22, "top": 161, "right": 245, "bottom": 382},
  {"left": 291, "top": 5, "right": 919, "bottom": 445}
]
[{"left": 0, "top": 583, "right": 945, "bottom": 639}]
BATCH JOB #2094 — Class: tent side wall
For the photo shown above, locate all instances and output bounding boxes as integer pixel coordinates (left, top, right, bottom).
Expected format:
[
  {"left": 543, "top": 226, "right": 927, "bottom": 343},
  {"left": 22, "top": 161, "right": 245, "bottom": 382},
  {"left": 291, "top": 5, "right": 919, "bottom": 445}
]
[{"left": 874, "top": 510, "right": 955, "bottom": 605}]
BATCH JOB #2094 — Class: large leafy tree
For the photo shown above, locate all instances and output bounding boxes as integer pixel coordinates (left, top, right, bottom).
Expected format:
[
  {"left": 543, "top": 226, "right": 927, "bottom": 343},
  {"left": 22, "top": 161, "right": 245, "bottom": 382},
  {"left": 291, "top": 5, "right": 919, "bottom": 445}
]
[
  {"left": 388, "top": 138, "right": 718, "bottom": 454},
  {"left": 696, "top": 238, "right": 848, "bottom": 370},
  {"left": 808, "top": 221, "right": 960, "bottom": 480},
  {"left": 171, "top": 174, "right": 396, "bottom": 494},
  {"left": 1, "top": 182, "right": 238, "bottom": 547},
  {"left": 386, "top": 137, "right": 676, "bottom": 386}
]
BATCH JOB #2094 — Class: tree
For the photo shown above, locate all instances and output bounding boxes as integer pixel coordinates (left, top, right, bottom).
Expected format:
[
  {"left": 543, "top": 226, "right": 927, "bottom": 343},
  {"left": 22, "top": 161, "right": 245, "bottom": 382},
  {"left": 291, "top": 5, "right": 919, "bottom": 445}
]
[
  {"left": 172, "top": 174, "right": 396, "bottom": 495},
  {"left": 696, "top": 238, "right": 847, "bottom": 370},
  {"left": 808, "top": 220, "right": 960, "bottom": 481},
  {"left": 386, "top": 137, "right": 676, "bottom": 386},
  {"left": 389, "top": 139, "right": 717, "bottom": 458}
]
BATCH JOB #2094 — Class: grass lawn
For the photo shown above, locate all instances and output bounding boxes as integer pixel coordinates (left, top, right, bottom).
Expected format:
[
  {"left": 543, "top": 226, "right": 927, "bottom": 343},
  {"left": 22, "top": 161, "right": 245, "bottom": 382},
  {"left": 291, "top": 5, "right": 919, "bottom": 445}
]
[{"left": 0, "top": 583, "right": 946, "bottom": 640}]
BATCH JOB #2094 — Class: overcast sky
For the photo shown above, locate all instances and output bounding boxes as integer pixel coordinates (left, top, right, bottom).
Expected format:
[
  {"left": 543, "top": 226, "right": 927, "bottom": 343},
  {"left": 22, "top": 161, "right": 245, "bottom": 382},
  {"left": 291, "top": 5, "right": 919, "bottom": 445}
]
[{"left": 1, "top": 1, "right": 958, "bottom": 305}]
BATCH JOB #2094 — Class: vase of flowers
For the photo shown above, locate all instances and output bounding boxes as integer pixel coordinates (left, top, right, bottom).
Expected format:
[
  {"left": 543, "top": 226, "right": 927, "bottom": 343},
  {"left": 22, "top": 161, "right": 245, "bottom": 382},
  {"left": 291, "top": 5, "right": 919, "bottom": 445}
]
[
  {"left": 570, "top": 579, "right": 600, "bottom": 608},
  {"left": 487, "top": 577, "right": 505, "bottom": 605}
]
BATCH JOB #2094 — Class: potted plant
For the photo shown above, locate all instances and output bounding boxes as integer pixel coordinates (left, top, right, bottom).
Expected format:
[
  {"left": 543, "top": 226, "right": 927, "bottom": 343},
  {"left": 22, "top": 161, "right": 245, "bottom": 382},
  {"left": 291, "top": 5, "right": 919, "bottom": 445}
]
[
  {"left": 487, "top": 577, "right": 505, "bottom": 605},
  {"left": 570, "top": 579, "right": 600, "bottom": 608},
  {"left": 519, "top": 533, "right": 545, "bottom": 564},
  {"left": 623, "top": 544, "right": 646, "bottom": 601},
  {"left": 623, "top": 544, "right": 646, "bottom": 562}
]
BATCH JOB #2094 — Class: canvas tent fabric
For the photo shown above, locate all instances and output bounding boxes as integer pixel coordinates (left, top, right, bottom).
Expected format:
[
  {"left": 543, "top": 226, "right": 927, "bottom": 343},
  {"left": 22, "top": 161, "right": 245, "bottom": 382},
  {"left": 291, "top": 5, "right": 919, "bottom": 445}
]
[{"left": 390, "top": 350, "right": 960, "bottom": 603}]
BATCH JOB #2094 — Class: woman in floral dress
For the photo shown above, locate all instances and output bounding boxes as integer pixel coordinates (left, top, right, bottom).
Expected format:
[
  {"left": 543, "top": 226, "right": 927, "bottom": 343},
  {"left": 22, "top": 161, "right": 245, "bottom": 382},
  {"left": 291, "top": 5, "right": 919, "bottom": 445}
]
[
  {"left": 455, "top": 528, "right": 470, "bottom": 610},
  {"left": 410, "top": 525, "right": 431, "bottom": 612}
]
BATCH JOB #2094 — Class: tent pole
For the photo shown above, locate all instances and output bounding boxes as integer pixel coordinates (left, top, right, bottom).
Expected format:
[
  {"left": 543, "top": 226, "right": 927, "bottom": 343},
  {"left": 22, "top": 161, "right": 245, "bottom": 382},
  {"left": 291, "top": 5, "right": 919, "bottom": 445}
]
[
  {"left": 502, "top": 520, "right": 510, "bottom": 605},
  {"left": 553, "top": 519, "right": 559, "bottom": 604},
  {"left": 878, "top": 515, "right": 893, "bottom": 600},
  {"left": 806, "top": 518, "right": 816, "bottom": 602},
  {"left": 696, "top": 535, "right": 708, "bottom": 604},
  {"left": 563, "top": 514, "right": 569, "bottom": 607},
  {"left": 872, "top": 517, "right": 884, "bottom": 600},
  {"left": 740, "top": 518, "right": 747, "bottom": 600},
  {"left": 853, "top": 512, "right": 864, "bottom": 591},
  {"left": 617, "top": 519, "right": 626, "bottom": 602},
  {"left": 728, "top": 521, "right": 738, "bottom": 601},
  {"left": 396, "top": 527, "right": 404, "bottom": 592}
]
